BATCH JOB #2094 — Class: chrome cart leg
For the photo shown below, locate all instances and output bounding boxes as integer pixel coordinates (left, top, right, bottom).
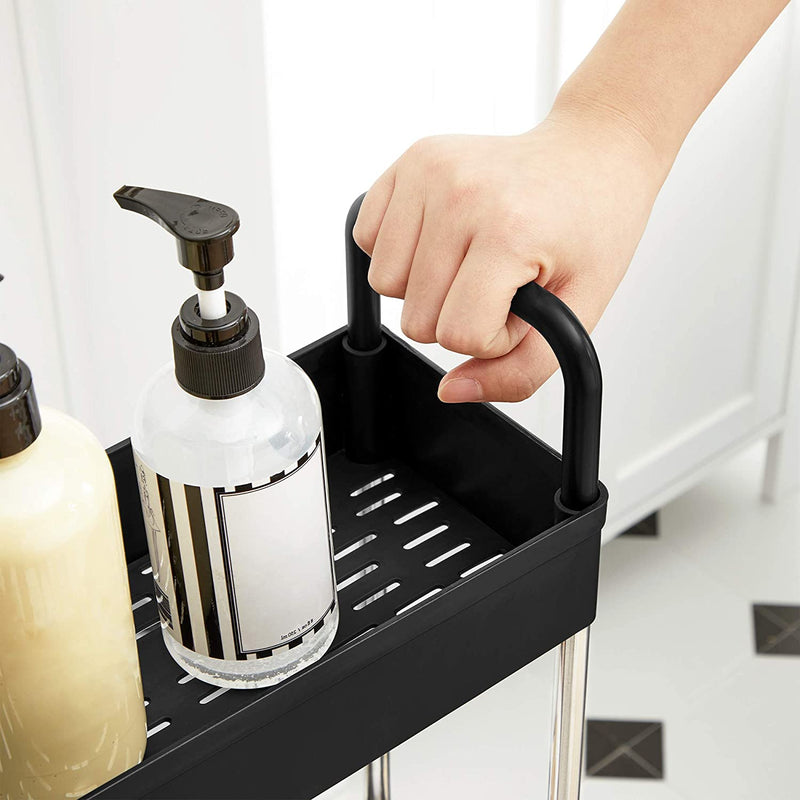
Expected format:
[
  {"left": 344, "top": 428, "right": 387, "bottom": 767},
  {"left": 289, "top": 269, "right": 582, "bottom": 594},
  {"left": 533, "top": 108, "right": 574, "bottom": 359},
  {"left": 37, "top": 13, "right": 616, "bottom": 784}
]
[
  {"left": 548, "top": 627, "right": 590, "bottom": 800},
  {"left": 364, "top": 752, "right": 391, "bottom": 800}
]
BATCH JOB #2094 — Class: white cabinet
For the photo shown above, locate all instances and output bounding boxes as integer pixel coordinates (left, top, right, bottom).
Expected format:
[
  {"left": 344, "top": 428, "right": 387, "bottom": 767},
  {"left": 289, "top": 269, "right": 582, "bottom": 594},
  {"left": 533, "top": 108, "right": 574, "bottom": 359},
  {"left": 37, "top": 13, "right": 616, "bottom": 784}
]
[{"left": 520, "top": 3, "right": 800, "bottom": 535}]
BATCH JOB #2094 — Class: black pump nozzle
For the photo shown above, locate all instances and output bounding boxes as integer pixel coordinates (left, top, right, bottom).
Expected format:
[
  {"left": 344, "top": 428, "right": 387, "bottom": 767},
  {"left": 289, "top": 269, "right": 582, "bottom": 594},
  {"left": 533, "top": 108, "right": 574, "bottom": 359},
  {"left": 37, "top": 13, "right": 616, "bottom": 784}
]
[
  {"left": 113, "top": 186, "right": 239, "bottom": 291},
  {"left": 114, "top": 184, "right": 264, "bottom": 400}
]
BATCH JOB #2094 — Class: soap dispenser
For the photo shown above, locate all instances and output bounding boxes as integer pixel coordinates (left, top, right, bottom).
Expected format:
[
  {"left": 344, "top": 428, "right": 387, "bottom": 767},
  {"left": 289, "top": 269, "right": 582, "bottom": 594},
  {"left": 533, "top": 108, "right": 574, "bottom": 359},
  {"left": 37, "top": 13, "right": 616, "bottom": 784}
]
[
  {"left": 115, "top": 186, "right": 338, "bottom": 689},
  {"left": 0, "top": 332, "right": 146, "bottom": 798}
]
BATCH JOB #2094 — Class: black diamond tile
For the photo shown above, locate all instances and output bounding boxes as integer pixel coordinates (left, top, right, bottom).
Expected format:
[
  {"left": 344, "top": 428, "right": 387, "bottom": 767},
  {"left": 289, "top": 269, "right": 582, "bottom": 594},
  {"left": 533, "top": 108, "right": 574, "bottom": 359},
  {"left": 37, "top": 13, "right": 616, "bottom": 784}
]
[
  {"left": 585, "top": 719, "right": 664, "bottom": 779},
  {"left": 619, "top": 512, "right": 658, "bottom": 537},
  {"left": 753, "top": 604, "right": 800, "bottom": 655}
]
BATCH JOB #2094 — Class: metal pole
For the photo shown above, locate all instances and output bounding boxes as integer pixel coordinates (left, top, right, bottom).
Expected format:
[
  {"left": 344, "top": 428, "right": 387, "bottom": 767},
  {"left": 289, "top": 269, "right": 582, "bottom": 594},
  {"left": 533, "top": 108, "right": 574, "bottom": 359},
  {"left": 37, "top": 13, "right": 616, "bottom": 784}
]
[
  {"left": 364, "top": 753, "right": 391, "bottom": 800},
  {"left": 548, "top": 627, "right": 590, "bottom": 800}
]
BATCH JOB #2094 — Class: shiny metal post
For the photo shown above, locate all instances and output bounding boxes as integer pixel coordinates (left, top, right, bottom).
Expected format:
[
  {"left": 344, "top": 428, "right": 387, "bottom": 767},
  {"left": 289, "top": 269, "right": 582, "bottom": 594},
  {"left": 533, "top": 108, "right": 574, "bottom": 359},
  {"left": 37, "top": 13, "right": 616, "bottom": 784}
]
[
  {"left": 363, "top": 591, "right": 391, "bottom": 799},
  {"left": 364, "top": 753, "right": 391, "bottom": 800},
  {"left": 548, "top": 627, "right": 591, "bottom": 800}
]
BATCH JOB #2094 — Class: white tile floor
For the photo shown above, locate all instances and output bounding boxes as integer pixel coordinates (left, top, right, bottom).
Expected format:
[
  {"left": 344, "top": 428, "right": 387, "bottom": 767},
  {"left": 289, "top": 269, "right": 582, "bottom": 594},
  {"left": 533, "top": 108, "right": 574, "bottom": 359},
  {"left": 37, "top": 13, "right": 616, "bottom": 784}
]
[{"left": 315, "top": 440, "right": 800, "bottom": 799}]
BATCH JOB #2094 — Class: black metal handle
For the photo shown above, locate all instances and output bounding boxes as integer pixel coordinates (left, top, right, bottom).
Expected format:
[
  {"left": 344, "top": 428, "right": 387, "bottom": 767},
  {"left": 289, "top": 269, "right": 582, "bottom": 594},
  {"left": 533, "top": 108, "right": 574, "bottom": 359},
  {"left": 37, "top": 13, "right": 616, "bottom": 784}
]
[
  {"left": 509, "top": 285, "right": 601, "bottom": 511},
  {"left": 345, "top": 195, "right": 382, "bottom": 350},
  {"left": 345, "top": 194, "right": 602, "bottom": 512}
]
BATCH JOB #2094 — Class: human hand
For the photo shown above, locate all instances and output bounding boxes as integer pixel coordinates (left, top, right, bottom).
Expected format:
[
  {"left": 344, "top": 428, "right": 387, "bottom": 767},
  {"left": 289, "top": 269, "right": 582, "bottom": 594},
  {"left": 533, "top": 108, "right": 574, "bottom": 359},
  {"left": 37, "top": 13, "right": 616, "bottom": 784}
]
[{"left": 353, "top": 104, "right": 669, "bottom": 403}]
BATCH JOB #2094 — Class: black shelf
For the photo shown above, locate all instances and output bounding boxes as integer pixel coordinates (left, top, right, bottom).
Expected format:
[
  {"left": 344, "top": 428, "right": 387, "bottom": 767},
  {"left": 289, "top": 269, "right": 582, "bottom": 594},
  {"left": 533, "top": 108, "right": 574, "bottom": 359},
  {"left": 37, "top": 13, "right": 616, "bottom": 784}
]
[{"left": 91, "top": 327, "right": 605, "bottom": 799}]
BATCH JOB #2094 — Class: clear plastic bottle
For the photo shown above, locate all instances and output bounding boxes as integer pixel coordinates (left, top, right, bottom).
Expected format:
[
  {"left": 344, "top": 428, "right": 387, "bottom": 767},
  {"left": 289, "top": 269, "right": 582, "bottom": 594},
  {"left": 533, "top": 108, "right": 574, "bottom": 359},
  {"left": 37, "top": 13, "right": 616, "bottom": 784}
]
[
  {"left": 0, "top": 344, "right": 146, "bottom": 799},
  {"left": 131, "top": 355, "right": 338, "bottom": 688},
  {"left": 116, "top": 186, "right": 338, "bottom": 689}
]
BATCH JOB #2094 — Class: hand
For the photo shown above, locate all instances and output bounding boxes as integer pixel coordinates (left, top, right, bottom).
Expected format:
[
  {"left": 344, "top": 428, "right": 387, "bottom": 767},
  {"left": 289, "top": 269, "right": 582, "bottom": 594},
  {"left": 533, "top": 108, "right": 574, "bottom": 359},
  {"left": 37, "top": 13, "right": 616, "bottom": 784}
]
[{"left": 353, "top": 105, "right": 668, "bottom": 403}]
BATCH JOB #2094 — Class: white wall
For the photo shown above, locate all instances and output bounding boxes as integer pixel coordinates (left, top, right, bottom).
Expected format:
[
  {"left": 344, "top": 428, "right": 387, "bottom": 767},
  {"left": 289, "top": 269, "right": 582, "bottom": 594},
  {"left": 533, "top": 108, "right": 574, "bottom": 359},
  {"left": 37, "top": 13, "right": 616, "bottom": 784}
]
[
  {"left": 262, "top": 0, "right": 551, "bottom": 355},
  {"left": 3, "top": 0, "right": 798, "bottom": 529},
  {"left": 4, "top": 0, "right": 278, "bottom": 446},
  {"left": 0, "top": 0, "right": 67, "bottom": 412}
]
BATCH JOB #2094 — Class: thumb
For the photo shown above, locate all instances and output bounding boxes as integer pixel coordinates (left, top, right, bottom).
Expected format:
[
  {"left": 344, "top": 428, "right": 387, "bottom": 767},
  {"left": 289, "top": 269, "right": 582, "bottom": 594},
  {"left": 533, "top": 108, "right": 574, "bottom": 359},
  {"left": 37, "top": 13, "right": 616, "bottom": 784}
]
[
  {"left": 437, "top": 282, "right": 603, "bottom": 403},
  {"left": 437, "top": 326, "right": 558, "bottom": 403}
]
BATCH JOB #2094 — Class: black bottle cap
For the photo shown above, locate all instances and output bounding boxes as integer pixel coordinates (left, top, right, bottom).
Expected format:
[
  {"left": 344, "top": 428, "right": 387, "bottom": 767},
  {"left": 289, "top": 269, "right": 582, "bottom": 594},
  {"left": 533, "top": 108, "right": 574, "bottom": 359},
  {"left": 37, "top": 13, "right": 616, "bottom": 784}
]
[
  {"left": 173, "top": 293, "right": 265, "bottom": 399},
  {"left": 114, "top": 186, "right": 266, "bottom": 399},
  {"left": 0, "top": 343, "right": 42, "bottom": 458}
]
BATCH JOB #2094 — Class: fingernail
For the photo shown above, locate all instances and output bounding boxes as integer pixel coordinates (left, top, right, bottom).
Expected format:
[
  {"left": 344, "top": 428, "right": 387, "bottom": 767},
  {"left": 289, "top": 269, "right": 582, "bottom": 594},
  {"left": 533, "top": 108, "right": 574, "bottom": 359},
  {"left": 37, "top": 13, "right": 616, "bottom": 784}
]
[{"left": 438, "top": 377, "right": 483, "bottom": 403}]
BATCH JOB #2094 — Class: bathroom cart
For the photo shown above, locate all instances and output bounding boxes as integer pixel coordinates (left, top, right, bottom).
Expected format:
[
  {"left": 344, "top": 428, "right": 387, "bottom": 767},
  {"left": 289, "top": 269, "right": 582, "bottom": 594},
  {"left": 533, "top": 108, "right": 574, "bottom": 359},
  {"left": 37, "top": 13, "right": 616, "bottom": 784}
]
[{"left": 88, "top": 196, "right": 606, "bottom": 800}]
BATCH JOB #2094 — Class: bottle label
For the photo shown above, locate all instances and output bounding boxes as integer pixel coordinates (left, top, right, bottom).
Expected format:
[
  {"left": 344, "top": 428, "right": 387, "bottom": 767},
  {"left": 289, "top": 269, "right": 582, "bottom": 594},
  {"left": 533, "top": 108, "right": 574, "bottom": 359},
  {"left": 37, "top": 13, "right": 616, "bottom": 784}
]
[{"left": 133, "top": 435, "right": 336, "bottom": 661}]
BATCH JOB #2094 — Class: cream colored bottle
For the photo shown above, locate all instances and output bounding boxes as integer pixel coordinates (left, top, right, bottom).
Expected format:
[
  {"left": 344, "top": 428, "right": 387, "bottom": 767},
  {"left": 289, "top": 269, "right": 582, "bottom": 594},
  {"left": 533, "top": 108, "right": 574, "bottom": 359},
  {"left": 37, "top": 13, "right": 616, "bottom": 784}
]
[{"left": 0, "top": 343, "right": 146, "bottom": 799}]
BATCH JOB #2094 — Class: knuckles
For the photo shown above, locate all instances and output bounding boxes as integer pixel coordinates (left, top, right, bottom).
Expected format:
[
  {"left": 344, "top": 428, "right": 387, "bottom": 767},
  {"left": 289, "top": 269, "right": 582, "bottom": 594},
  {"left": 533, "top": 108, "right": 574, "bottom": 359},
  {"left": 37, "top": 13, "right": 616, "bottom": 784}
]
[
  {"left": 435, "top": 321, "right": 500, "bottom": 360},
  {"left": 497, "top": 370, "right": 538, "bottom": 403},
  {"left": 405, "top": 138, "right": 481, "bottom": 204},
  {"left": 352, "top": 213, "right": 376, "bottom": 256},
  {"left": 367, "top": 267, "right": 405, "bottom": 299},
  {"left": 405, "top": 135, "right": 448, "bottom": 166},
  {"left": 403, "top": 137, "right": 533, "bottom": 237},
  {"left": 442, "top": 175, "right": 481, "bottom": 215},
  {"left": 506, "top": 384, "right": 537, "bottom": 403},
  {"left": 400, "top": 313, "right": 437, "bottom": 344}
]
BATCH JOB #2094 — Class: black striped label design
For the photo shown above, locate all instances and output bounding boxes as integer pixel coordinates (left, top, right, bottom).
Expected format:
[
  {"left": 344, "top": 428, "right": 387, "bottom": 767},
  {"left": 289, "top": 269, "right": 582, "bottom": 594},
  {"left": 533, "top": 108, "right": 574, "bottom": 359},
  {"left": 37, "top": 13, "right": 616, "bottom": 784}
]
[{"left": 133, "top": 435, "right": 337, "bottom": 661}]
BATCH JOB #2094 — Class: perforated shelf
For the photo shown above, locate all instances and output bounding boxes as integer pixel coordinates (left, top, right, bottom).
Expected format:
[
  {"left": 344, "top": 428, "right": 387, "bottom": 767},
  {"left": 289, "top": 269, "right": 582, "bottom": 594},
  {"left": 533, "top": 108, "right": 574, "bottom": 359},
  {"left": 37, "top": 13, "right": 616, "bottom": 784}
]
[
  {"left": 127, "top": 451, "right": 513, "bottom": 756},
  {"left": 90, "top": 326, "right": 605, "bottom": 799}
]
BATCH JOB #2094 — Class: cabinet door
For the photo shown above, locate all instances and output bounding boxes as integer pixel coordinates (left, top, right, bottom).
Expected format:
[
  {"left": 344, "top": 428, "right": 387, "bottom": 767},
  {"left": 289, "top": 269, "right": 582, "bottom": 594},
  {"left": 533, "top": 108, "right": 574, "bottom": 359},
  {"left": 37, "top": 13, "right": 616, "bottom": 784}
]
[{"left": 510, "top": 5, "right": 800, "bottom": 535}]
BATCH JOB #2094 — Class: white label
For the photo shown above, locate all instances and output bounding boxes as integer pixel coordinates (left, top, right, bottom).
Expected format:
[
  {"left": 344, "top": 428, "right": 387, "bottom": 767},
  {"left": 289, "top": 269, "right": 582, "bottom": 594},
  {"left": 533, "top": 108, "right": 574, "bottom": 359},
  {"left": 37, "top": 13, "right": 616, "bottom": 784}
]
[
  {"left": 219, "top": 444, "right": 335, "bottom": 653},
  {"left": 134, "top": 437, "right": 336, "bottom": 661}
]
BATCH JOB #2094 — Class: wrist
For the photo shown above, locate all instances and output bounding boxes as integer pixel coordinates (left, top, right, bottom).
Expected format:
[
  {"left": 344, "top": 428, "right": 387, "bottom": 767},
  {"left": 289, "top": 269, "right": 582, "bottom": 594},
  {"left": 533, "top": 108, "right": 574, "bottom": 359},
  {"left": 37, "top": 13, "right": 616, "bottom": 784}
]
[{"left": 545, "top": 88, "right": 676, "bottom": 188}]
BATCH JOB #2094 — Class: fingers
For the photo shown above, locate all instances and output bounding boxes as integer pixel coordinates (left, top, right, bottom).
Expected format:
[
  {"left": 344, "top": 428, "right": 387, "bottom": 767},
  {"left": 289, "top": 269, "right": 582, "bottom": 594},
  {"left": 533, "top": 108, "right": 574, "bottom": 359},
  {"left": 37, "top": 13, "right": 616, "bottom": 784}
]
[
  {"left": 399, "top": 203, "right": 468, "bottom": 343},
  {"left": 359, "top": 192, "right": 538, "bottom": 358},
  {"left": 352, "top": 163, "right": 396, "bottom": 257},
  {"left": 435, "top": 237, "right": 536, "bottom": 359},
  {"left": 353, "top": 137, "right": 538, "bottom": 357},
  {"left": 366, "top": 175, "right": 424, "bottom": 299}
]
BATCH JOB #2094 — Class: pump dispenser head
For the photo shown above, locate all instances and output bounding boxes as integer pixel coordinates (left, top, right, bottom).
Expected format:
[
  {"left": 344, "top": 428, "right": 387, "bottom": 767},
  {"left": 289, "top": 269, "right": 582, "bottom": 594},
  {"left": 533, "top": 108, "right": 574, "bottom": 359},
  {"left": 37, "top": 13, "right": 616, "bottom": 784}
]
[
  {"left": 114, "top": 186, "right": 238, "bottom": 290},
  {"left": 114, "top": 186, "right": 265, "bottom": 400}
]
